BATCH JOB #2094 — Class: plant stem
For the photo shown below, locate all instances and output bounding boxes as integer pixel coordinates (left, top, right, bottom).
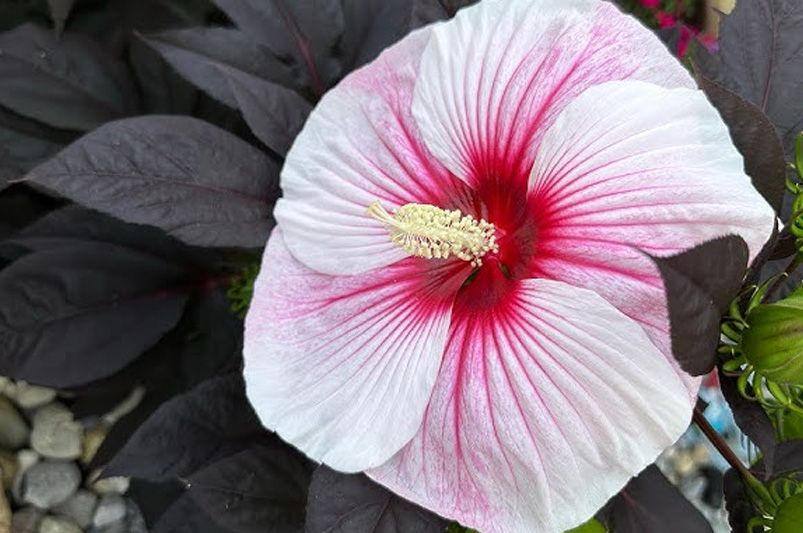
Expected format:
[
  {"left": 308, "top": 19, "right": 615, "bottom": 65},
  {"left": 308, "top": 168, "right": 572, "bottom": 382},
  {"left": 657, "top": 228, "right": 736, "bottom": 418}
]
[
  {"left": 693, "top": 407, "right": 748, "bottom": 477},
  {"left": 693, "top": 407, "right": 776, "bottom": 510}
]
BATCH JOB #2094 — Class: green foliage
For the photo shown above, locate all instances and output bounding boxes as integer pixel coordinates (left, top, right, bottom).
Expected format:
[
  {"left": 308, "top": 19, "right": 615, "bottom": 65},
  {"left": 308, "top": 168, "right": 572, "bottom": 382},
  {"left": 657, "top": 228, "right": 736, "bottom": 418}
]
[
  {"left": 743, "top": 288, "right": 803, "bottom": 385},
  {"left": 565, "top": 518, "right": 607, "bottom": 533},
  {"left": 788, "top": 133, "right": 803, "bottom": 257},
  {"left": 445, "top": 523, "right": 477, "bottom": 533},
  {"left": 226, "top": 262, "right": 260, "bottom": 318},
  {"left": 778, "top": 409, "right": 803, "bottom": 441},
  {"left": 773, "top": 492, "right": 803, "bottom": 532},
  {"left": 744, "top": 478, "right": 803, "bottom": 532}
]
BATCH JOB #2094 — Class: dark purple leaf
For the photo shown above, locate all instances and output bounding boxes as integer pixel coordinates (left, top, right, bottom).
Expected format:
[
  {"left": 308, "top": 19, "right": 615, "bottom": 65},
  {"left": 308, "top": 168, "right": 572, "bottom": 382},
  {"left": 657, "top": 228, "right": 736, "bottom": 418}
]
[
  {"left": 696, "top": 0, "right": 803, "bottom": 156},
  {"left": 410, "top": 0, "right": 478, "bottom": 26},
  {"left": 140, "top": 28, "right": 299, "bottom": 107},
  {"left": 217, "top": 65, "right": 311, "bottom": 155},
  {"left": 211, "top": 0, "right": 344, "bottom": 94},
  {"left": 306, "top": 467, "right": 447, "bottom": 533},
  {"left": 338, "top": 0, "right": 415, "bottom": 70},
  {"left": 0, "top": 185, "right": 63, "bottom": 232},
  {"left": 695, "top": 70, "right": 787, "bottom": 213},
  {"left": 769, "top": 232, "right": 798, "bottom": 261},
  {"left": 128, "top": 478, "right": 187, "bottom": 529},
  {"left": 0, "top": 105, "right": 75, "bottom": 187},
  {"left": 47, "top": 0, "right": 75, "bottom": 36},
  {"left": 0, "top": 24, "right": 139, "bottom": 131},
  {"left": 723, "top": 468, "right": 754, "bottom": 533},
  {"left": 24, "top": 115, "right": 280, "bottom": 248},
  {"left": 177, "top": 438, "right": 312, "bottom": 533},
  {"left": 84, "top": 291, "right": 243, "bottom": 466},
  {"left": 718, "top": 369, "right": 777, "bottom": 474},
  {"left": 153, "top": 489, "right": 234, "bottom": 533},
  {"left": 766, "top": 439, "right": 803, "bottom": 479},
  {"left": 103, "top": 374, "right": 263, "bottom": 481},
  {"left": 338, "top": 0, "right": 475, "bottom": 73},
  {"left": 652, "top": 236, "right": 749, "bottom": 375},
  {"left": 0, "top": 242, "right": 190, "bottom": 387},
  {"left": 761, "top": 258, "right": 803, "bottom": 301},
  {"left": 598, "top": 465, "right": 713, "bottom": 533},
  {"left": 5, "top": 205, "right": 204, "bottom": 266},
  {"left": 129, "top": 38, "right": 198, "bottom": 115}
]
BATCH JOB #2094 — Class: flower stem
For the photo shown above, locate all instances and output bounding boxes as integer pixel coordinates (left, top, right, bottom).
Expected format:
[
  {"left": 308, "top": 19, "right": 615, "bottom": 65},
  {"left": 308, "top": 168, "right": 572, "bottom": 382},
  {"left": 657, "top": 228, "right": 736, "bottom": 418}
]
[
  {"left": 692, "top": 407, "right": 775, "bottom": 510},
  {"left": 693, "top": 407, "right": 748, "bottom": 477}
]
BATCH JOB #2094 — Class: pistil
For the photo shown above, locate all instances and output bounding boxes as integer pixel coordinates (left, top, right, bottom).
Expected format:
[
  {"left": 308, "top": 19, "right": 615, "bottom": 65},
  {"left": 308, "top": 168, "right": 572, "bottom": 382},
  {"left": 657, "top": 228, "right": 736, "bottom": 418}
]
[{"left": 368, "top": 201, "right": 498, "bottom": 267}]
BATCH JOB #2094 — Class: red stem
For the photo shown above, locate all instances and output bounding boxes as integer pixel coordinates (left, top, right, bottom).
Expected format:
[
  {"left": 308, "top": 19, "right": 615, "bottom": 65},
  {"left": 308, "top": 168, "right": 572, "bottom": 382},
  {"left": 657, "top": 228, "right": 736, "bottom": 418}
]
[{"left": 693, "top": 407, "right": 752, "bottom": 479}]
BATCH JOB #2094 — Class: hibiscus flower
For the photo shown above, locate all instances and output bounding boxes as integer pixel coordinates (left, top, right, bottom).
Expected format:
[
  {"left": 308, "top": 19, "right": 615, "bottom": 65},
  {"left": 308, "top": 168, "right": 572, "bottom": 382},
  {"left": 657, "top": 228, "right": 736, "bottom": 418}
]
[{"left": 244, "top": 0, "right": 774, "bottom": 531}]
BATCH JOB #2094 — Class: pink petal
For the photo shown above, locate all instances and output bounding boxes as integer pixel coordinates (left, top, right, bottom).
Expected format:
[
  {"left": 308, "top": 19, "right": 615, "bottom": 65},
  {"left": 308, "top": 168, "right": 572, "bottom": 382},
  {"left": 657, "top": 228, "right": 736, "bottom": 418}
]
[
  {"left": 369, "top": 279, "right": 692, "bottom": 533},
  {"left": 276, "top": 28, "right": 468, "bottom": 276},
  {"left": 529, "top": 81, "right": 775, "bottom": 390},
  {"left": 411, "top": 0, "right": 694, "bottom": 189},
  {"left": 244, "top": 229, "right": 458, "bottom": 471}
]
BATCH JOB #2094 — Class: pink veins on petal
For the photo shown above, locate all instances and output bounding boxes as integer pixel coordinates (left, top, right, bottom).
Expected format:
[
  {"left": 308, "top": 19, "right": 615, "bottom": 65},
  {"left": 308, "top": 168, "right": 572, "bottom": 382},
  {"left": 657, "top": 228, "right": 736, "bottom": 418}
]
[{"left": 244, "top": 0, "right": 776, "bottom": 532}]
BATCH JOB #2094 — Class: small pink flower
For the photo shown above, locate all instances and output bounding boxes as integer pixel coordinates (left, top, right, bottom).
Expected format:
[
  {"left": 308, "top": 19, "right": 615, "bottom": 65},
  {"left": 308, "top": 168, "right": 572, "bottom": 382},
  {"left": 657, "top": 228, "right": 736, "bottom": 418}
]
[
  {"left": 656, "top": 10, "right": 677, "bottom": 28},
  {"left": 244, "top": 0, "right": 774, "bottom": 531},
  {"left": 640, "top": 0, "right": 662, "bottom": 8},
  {"left": 697, "top": 32, "right": 720, "bottom": 53}
]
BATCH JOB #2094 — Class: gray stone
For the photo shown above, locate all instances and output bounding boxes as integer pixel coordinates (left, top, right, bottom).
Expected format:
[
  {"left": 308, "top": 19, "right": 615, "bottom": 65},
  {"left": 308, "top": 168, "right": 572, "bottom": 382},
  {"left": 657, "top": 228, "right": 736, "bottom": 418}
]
[
  {"left": 22, "top": 461, "right": 81, "bottom": 509},
  {"left": 102, "top": 387, "right": 144, "bottom": 426},
  {"left": 124, "top": 500, "right": 147, "bottom": 533},
  {"left": 91, "top": 475, "right": 129, "bottom": 495},
  {"left": 11, "top": 507, "right": 43, "bottom": 533},
  {"left": 0, "top": 474, "right": 9, "bottom": 532},
  {"left": 0, "top": 448, "right": 17, "bottom": 490},
  {"left": 13, "top": 449, "right": 40, "bottom": 504},
  {"left": 92, "top": 494, "right": 126, "bottom": 528},
  {"left": 0, "top": 377, "right": 14, "bottom": 397},
  {"left": 0, "top": 396, "right": 30, "bottom": 449},
  {"left": 53, "top": 489, "right": 98, "bottom": 529},
  {"left": 31, "top": 404, "right": 82, "bottom": 460},
  {"left": 81, "top": 424, "right": 108, "bottom": 465},
  {"left": 12, "top": 382, "right": 57, "bottom": 410},
  {"left": 88, "top": 523, "right": 125, "bottom": 533},
  {"left": 39, "top": 515, "right": 83, "bottom": 533}
]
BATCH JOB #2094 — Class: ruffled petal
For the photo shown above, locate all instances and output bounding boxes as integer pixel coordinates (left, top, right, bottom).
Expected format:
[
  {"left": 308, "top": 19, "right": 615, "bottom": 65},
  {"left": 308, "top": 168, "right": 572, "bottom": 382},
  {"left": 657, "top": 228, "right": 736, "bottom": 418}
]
[
  {"left": 244, "top": 229, "right": 458, "bottom": 471},
  {"left": 412, "top": 0, "right": 693, "bottom": 187},
  {"left": 369, "top": 279, "right": 692, "bottom": 533},
  {"left": 529, "top": 81, "right": 775, "bottom": 388},
  {"left": 276, "top": 27, "right": 469, "bottom": 276}
]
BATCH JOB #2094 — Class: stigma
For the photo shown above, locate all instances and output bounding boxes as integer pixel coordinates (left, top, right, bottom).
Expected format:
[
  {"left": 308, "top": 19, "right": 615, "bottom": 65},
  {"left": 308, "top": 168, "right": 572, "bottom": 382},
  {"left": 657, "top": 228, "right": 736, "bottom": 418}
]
[{"left": 367, "top": 201, "right": 499, "bottom": 267}]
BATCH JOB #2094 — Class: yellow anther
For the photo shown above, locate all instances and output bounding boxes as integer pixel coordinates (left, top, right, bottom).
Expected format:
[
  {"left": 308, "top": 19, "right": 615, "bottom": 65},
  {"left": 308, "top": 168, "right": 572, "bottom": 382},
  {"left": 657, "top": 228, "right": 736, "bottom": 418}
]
[{"left": 367, "top": 201, "right": 498, "bottom": 267}]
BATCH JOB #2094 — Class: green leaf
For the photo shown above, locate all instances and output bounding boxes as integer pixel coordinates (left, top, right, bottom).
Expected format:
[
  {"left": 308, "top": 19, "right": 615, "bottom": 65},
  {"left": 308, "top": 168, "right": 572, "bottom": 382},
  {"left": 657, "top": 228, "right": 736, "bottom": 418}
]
[
  {"left": 565, "top": 518, "right": 606, "bottom": 533},
  {"left": 774, "top": 492, "right": 803, "bottom": 532},
  {"left": 796, "top": 132, "right": 803, "bottom": 181},
  {"left": 743, "top": 287, "right": 803, "bottom": 385},
  {"left": 779, "top": 409, "right": 803, "bottom": 441}
]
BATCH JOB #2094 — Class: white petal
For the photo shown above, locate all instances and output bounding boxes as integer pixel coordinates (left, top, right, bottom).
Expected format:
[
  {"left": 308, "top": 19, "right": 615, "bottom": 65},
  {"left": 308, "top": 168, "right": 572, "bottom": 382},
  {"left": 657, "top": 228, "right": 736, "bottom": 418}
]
[
  {"left": 529, "top": 80, "right": 775, "bottom": 391},
  {"left": 244, "top": 229, "right": 456, "bottom": 471},
  {"left": 369, "top": 279, "right": 692, "bottom": 533},
  {"left": 413, "top": 0, "right": 694, "bottom": 186},
  {"left": 277, "top": 27, "right": 468, "bottom": 276}
]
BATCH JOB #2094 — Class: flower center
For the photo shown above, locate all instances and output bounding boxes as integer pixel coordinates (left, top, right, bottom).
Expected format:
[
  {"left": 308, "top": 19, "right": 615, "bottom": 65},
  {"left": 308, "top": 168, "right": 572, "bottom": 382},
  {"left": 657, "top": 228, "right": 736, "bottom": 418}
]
[{"left": 368, "top": 201, "right": 499, "bottom": 267}]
